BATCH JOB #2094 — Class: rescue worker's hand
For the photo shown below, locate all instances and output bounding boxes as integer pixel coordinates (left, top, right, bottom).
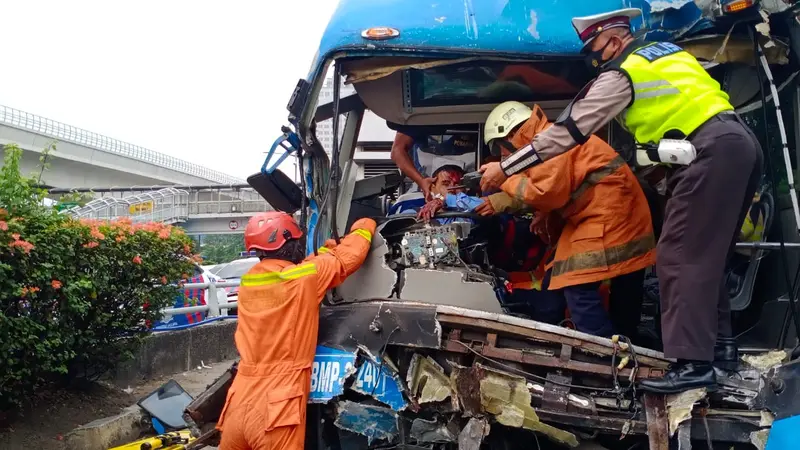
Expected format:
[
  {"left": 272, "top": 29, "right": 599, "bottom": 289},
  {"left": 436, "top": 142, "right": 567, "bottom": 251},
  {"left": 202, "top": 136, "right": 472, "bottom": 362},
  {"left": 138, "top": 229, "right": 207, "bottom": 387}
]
[
  {"left": 483, "top": 192, "right": 514, "bottom": 215},
  {"left": 418, "top": 198, "right": 444, "bottom": 222},
  {"left": 479, "top": 162, "right": 508, "bottom": 192},
  {"left": 323, "top": 239, "right": 337, "bottom": 249},
  {"left": 419, "top": 177, "right": 436, "bottom": 200},
  {"left": 475, "top": 198, "right": 496, "bottom": 216},
  {"left": 350, "top": 217, "right": 377, "bottom": 235}
]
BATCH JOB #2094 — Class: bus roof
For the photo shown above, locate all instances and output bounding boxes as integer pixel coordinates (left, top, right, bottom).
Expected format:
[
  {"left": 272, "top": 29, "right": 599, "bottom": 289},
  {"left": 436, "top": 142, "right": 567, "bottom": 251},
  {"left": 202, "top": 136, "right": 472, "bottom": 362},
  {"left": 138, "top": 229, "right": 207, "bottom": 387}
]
[{"left": 309, "top": 0, "right": 722, "bottom": 79}]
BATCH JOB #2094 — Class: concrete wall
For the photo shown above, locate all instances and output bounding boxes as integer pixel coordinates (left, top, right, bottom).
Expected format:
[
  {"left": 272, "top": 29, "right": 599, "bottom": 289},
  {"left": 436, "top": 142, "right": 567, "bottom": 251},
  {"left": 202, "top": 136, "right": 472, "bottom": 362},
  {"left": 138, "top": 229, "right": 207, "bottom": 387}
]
[
  {"left": 0, "top": 124, "right": 237, "bottom": 187},
  {"left": 111, "top": 320, "right": 238, "bottom": 387}
]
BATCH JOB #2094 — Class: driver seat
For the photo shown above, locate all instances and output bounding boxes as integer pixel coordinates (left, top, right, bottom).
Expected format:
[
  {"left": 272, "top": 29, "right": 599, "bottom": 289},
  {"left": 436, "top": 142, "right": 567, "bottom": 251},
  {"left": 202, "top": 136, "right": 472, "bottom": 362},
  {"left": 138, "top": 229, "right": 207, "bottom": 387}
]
[{"left": 388, "top": 192, "right": 426, "bottom": 216}]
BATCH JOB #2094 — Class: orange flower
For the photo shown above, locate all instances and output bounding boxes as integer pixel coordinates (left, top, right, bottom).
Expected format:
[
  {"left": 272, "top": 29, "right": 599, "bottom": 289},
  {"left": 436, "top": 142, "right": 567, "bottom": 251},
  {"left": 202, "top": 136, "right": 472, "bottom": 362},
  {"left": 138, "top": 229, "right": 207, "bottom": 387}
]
[
  {"left": 133, "top": 255, "right": 143, "bottom": 264},
  {"left": 158, "top": 229, "right": 170, "bottom": 239},
  {"left": 51, "top": 280, "right": 62, "bottom": 290},
  {"left": 161, "top": 276, "right": 168, "bottom": 285},
  {"left": 83, "top": 241, "right": 99, "bottom": 249},
  {"left": 9, "top": 234, "right": 34, "bottom": 254},
  {"left": 115, "top": 235, "right": 125, "bottom": 243},
  {"left": 183, "top": 244, "right": 192, "bottom": 255},
  {"left": 90, "top": 228, "right": 105, "bottom": 240},
  {"left": 0, "top": 221, "right": 7, "bottom": 231}
]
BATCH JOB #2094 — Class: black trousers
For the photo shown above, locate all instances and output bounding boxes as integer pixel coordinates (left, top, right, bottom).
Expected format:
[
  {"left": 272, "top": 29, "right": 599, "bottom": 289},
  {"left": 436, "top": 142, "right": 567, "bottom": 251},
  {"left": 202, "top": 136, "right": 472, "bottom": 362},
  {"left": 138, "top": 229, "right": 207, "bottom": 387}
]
[{"left": 657, "top": 114, "right": 763, "bottom": 361}]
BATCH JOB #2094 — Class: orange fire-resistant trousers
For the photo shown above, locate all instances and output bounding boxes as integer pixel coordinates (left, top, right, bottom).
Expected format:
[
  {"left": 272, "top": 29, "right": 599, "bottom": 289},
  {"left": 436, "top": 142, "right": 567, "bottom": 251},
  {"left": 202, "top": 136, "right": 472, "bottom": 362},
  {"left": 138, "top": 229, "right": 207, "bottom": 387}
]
[{"left": 217, "top": 218, "right": 376, "bottom": 450}]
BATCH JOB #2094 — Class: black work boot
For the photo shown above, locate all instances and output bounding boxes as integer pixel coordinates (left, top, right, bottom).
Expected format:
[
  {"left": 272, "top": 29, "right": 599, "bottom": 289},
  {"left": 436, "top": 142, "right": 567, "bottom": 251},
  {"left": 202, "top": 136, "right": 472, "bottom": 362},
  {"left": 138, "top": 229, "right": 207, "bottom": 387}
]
[
  {"left": 639, "top": 360, "right": 717, "bottom": 394},
  {"left": 713, "top": 337, "right": 739, "bottom": 371}
]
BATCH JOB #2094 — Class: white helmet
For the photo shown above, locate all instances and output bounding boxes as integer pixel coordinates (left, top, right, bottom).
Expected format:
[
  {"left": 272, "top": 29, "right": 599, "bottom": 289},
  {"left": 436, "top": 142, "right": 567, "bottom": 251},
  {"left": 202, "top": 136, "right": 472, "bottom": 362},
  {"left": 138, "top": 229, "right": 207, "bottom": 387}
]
[{"left": 484, "top": 101, "right": 533, "bottom": 144}]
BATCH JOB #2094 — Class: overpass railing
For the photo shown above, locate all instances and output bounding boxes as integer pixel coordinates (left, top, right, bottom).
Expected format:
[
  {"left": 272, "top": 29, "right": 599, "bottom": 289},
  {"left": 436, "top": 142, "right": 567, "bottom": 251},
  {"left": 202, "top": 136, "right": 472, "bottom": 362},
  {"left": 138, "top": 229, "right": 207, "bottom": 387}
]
[
  {"left": 64, "top": 188, "right": 190, "bottom": 224},
  {"left": 0, "top": 105, "right": 243, "bottom": 185}
]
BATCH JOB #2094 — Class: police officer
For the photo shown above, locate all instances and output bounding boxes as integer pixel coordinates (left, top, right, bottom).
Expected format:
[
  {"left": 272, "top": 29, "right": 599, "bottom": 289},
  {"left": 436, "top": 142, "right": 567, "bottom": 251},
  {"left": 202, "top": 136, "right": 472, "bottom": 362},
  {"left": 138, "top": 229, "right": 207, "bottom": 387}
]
[{"left": 479, "top": 8, "right": 763, "bottom": 393}]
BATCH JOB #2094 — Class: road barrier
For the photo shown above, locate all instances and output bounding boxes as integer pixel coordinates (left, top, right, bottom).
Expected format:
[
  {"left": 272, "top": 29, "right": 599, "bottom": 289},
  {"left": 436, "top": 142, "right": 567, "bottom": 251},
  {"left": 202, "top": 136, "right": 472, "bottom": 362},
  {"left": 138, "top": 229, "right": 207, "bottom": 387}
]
[{"left": 162, "top": 280, "right": 240, "bottom": 318}]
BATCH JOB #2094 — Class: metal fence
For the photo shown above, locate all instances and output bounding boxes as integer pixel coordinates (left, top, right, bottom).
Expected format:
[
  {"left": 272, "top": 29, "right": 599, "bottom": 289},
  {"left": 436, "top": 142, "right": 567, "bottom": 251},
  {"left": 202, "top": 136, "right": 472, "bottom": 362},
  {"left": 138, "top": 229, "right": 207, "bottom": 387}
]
[
  {"left": 64, "top": 187, "right": 190, "bottom": 224},
  {"left": 162, "top": 280, "right": 240, "bottom": 318},
  {"left": 0, "top": 104, "right": 244, "bottom": 185}
]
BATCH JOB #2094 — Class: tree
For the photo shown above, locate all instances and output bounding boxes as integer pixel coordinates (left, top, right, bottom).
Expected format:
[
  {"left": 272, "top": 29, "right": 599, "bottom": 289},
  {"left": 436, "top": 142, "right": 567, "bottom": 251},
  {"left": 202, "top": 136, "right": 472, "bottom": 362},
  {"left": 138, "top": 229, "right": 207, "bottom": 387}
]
[
  {"left": 0, "top": 144, "right": 196, "bottom": 414},
  {"left": 197, "top": 234, "right": 245, "bottom": 265}
]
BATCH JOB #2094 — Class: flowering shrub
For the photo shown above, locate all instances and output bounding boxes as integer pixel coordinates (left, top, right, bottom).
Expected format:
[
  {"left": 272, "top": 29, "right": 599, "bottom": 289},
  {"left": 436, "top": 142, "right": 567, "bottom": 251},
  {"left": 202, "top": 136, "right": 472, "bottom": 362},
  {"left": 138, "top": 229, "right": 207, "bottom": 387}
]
[{"left": 0, "top": 144, "right": 196, "bottom": 413}]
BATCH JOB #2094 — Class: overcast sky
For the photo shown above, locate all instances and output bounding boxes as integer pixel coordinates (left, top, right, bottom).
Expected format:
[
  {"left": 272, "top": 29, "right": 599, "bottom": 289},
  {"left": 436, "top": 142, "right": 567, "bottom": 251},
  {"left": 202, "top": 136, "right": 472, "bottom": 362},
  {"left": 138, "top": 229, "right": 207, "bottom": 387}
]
[{"left": 0, "top": 1, "right": 340, "bottom": 180}]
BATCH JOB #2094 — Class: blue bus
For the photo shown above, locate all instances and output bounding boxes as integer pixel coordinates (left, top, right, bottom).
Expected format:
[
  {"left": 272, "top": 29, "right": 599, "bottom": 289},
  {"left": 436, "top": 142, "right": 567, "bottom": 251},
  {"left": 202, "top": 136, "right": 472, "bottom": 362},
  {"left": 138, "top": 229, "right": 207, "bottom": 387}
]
[{"left": 245, "top": 1, "right": 800, "bottom": 448}]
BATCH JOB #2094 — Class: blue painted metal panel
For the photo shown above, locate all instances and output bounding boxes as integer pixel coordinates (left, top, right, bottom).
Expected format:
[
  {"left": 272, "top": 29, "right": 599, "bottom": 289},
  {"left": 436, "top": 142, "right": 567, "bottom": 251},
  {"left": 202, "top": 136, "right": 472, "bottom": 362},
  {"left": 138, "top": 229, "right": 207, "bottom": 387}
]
[
  {"left": 766, "top": 415, "right": 800, "bottom": 449},
  {"left": 335, "top": 401, "right": 399, "bottom": 444},
  {"left": 308, "top": 345, "right": 357, "bottom": 403},
  {"left": 351, "top": 358, "right": 408, "bottom": 411},
  {"left": 308, "top": 0, "right": 746, "bottom": 78},
  {"left": 309, "top": 0, "right": 657, "bottom": 78}
]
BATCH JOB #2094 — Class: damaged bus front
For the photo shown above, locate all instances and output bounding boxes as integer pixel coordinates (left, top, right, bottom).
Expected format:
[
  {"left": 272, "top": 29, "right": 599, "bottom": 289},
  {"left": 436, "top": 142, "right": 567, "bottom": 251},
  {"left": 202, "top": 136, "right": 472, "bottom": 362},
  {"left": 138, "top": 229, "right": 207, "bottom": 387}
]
[{"left": 187, "top": 0, "right": 800, "bottom": 448}]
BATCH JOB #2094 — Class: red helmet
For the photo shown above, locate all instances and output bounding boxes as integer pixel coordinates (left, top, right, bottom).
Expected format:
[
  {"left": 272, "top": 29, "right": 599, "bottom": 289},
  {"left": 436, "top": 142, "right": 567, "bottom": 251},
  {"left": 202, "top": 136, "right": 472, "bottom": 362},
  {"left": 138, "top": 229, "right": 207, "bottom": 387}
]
[{"left": 244, "top": 212, "right": 303, "bottom": 252}]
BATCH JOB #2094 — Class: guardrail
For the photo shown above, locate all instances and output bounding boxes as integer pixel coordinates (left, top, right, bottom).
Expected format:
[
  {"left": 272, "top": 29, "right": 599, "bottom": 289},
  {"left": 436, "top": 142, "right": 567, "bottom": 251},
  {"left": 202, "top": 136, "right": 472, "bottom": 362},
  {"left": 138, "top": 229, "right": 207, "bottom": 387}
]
[
  {"left": 162, "top": 280, "right": 240, "bottom": 318},
  {"left": 0, "top": 104, "right": 244, "bottom": 185}
]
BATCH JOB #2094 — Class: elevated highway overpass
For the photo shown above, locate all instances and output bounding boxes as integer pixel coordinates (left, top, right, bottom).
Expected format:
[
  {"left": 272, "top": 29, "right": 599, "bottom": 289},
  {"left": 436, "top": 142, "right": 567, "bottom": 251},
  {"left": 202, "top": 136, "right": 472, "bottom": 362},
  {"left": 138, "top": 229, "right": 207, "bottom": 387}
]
[
  {"left": 0, "top": 105, "right": 243, "bottom": 187},
  {"left": 54, "top": 184, "right": 272, "bottom": 235}
]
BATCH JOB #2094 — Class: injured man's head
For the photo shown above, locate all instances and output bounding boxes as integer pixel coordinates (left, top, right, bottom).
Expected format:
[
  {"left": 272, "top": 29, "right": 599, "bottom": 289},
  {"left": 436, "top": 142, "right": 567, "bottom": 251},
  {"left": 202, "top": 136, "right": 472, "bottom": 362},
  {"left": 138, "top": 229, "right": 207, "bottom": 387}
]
[{"left": 430, "top": 165, "right": 466, "bottom": 197}]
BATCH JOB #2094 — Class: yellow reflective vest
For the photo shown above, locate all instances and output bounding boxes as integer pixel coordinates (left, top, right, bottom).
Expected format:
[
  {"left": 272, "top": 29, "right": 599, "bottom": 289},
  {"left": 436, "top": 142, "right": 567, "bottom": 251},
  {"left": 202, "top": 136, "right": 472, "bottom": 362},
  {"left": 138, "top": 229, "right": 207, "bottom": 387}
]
[{"left": 606, "top": 40, "right": 734, "bottom": 144}]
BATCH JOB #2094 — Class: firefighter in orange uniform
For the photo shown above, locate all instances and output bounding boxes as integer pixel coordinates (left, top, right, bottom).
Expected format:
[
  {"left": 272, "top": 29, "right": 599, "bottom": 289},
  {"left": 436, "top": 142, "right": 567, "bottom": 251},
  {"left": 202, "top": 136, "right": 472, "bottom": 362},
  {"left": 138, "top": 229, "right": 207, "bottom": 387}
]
[
  {"left": 480, "top": 101, "right": 656, "bottom": 338},
  {"left": 218, "top": 212, "right": 376, "bottom": 450}
]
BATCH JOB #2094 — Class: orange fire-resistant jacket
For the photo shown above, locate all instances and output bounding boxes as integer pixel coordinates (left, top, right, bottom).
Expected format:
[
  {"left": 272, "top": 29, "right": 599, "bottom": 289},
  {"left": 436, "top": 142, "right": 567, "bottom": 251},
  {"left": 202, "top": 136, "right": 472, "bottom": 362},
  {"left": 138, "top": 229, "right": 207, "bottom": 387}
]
[
  {"left": 501, "top": 116, "right": 656, "bottom": 290},
  {"left": 217, "top": 218, "right": 376, "bottom": 450}
]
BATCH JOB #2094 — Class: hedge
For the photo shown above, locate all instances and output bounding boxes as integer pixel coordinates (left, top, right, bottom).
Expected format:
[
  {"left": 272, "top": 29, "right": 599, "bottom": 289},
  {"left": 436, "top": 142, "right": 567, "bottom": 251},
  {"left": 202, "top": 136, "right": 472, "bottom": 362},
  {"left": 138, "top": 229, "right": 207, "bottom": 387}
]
[{"left": 0, "top": 144, "right": 196, "bottom": 414}]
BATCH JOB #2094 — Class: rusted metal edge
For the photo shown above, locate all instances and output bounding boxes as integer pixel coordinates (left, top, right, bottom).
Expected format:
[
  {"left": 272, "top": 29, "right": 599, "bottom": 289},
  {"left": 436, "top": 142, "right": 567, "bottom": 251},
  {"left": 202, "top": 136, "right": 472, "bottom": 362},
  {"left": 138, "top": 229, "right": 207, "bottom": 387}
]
[
  {"left": 644, "top": 394, "right": 670, "bottom": 450},
  {"left": 435, "top": 305, "right": 668, "bottom": 361},
  {"left": 443, "top": 336, "right": 667, "bottom": 380},
  {"left": 535, "top": 409, "right": 648, "bottom": 435},
  {"left": 437, "top": 313, "right": 670, "bottom": 368}
]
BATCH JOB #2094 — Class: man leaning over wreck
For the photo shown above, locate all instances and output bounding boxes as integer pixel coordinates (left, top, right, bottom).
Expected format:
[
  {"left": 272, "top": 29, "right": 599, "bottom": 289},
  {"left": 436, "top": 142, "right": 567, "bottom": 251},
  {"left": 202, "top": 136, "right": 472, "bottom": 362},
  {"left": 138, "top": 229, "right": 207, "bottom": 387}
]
[
  {"left": 479, "top": 8, "right": 763, "bottom": 394},
  {"left": 217, "top": 211, "right": 376, "bottom": 450},
  {"left": 480, "top": 101, "right": 655, "bottom": 341}
]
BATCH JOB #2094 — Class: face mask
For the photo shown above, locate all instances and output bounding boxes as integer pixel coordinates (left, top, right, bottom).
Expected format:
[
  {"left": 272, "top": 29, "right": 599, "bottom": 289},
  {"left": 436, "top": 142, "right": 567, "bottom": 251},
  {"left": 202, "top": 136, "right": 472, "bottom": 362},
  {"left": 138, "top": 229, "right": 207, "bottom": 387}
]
[{"left": 584, "top": 38, "right": 615, "bottom": 72}]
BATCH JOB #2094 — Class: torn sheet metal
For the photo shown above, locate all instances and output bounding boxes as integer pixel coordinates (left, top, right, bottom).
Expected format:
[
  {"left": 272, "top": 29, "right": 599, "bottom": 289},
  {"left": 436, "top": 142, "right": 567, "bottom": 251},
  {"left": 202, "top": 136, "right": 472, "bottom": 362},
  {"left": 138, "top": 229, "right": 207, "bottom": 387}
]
[
  {"left": 351, "top": 356, "right": 408, "bottom": 411},
  {"left": 318, "top": 302, "right": 441, "bottom": 354},
  {"left": 679, "top": 35, "right": 790, "bottom": 65},
  {"left": 337, "top": 232, "right": 396, "bottom": 301},
  {"left": 644, "top": 0, "right": 713, "bottom": 41},
  {"left": 309, "top": 346, "right": 357, "bottom": 403},
  {"left": 334, "top": 400, "right": 398, "bottom": 444},
  {"left": 406, "top": 354, "right": 453, "bottom": 404},
  {"left": 410, "top": 417, "right": 458, "bottom": 443},
  {"left": 400, "top": 268, "right": 503, "bottom": 313},
  {"left": 666, "top": 388, "right": 707, "bottom": 437},
  {"left": 435, "top": 304, "right": 668, "bottom": 361},
  {"left": 451, "top": 363, "right": 579, "bottom": 448},
  {"left": 458, "top": 418, "right": 490, "bottom": 450}
]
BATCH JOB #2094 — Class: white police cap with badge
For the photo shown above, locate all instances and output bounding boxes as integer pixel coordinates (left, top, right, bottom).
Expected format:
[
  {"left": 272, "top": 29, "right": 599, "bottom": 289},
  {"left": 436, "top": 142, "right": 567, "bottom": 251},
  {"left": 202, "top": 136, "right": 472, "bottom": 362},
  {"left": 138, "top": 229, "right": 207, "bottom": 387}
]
[{"left": 571, "top": 8, "right": 642, "bottom": 52}]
